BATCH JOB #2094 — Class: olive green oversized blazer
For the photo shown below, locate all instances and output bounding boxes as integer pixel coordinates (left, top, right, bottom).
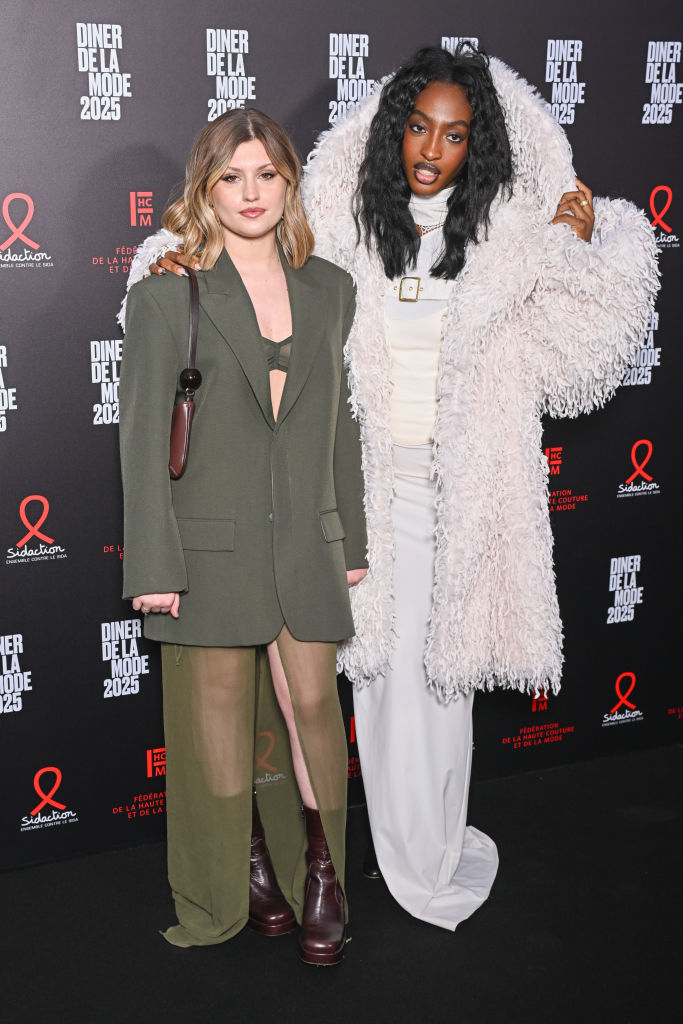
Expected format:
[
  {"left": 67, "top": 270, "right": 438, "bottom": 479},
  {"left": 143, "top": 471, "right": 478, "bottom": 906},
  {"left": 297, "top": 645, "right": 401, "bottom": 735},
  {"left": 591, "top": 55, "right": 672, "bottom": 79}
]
[{"left": 119, "top": 247, "right": 367, "bottom": 647}]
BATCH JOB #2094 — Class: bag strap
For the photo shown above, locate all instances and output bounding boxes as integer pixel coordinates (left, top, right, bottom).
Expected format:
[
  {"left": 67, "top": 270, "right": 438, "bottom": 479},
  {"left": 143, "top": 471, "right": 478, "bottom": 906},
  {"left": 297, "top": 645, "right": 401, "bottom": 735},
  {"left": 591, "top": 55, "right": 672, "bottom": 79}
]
[
  {"left": 186, "top": 267, "right": 199, "bottom": 369},
  {"left": 178, "top": 268, "right": 202, "bottom": 398}
]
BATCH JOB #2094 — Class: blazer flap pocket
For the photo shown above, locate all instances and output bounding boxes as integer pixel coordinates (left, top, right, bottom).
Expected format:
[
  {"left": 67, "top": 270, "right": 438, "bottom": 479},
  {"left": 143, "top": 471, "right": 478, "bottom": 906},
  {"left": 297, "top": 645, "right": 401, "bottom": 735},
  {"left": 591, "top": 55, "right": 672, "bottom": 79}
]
[
  {"left": 177, "top": 517, "right": 235, "bottom": 551},
  {"left": 319, "top": 509, "right": 345, "bottom": 543}
]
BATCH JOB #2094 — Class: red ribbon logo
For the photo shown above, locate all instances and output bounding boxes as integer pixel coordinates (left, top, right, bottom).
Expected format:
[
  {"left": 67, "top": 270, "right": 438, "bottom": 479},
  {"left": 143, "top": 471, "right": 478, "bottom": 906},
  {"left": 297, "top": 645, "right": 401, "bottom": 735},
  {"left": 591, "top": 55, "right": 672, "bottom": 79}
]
[
  {"left": 649, "top": 185, "right": 672, "bottom": 233},
  {"left": 254, "top": 731, "right": 277, "bottom": 772},
  {"left": 1, "top": 193, "right": 39, "bottom": 251},
  {"left": 17, "top": 495, "right": 55, "bottom": 548},
  {"left": 31, "top": 767, "right": 67, "bottom": 815},
  {"left": 626, "top": 439, "right": 653, "bottom": 484},
  {"left": 610, "top": 672, "right": 637, "bottom": 714}
]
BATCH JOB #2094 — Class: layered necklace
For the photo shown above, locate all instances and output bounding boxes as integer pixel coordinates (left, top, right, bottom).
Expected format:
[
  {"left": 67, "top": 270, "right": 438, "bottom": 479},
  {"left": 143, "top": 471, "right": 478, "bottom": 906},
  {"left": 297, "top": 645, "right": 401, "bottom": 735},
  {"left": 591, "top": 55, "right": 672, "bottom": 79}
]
[{"left": 408, "top": 184, "right": 456, "bottom": 235}]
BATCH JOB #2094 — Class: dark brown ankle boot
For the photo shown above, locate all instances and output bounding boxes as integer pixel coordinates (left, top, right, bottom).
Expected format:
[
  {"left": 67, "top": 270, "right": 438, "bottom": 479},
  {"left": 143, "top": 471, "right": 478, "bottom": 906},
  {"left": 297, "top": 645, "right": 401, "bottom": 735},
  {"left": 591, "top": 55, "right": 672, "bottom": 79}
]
[
  {"left": 299, "top": 807, "right": 345, "bottom": 965},
  {"left": 248, "top": 795, "right": 296, "bottom": 936}
]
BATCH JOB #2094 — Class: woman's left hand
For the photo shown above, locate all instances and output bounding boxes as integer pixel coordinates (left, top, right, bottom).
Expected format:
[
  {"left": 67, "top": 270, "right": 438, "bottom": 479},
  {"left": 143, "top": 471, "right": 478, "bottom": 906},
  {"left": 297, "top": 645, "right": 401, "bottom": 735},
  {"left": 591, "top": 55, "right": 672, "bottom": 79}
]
[
  {"left": 551, "top": 177, "right": 594, "bottom": 243},
  {"left": 347, "top": 568, "right": 368, "bottom": 587},
  {"left": 132, "top": 592, "right": 180, "bottom": 618}
]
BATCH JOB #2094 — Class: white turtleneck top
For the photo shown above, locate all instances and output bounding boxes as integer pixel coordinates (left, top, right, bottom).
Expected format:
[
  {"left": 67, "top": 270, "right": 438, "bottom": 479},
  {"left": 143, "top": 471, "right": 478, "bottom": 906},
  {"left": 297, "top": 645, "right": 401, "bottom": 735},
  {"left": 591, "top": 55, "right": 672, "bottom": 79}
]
[{"left": 385, "top": 188, "right": 455, "bottom": 445}]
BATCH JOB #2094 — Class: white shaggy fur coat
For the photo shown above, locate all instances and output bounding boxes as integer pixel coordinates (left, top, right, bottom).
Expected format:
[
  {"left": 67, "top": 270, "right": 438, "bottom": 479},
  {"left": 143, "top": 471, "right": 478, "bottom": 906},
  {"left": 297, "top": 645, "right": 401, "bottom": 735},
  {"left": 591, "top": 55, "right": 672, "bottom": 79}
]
[
  {"left": 302, "top": 59, "right": 659, "bottom": 700},
  {"left": 123, "top": 59, "right": 659, "bottom": 701}
]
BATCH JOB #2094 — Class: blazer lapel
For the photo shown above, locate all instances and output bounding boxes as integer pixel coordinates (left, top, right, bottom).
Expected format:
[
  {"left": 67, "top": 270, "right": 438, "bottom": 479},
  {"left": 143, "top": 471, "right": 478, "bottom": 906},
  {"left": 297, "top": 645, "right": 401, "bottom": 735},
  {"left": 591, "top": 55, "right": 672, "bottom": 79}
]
[
  {"left": 199, "top": 249, "right": 275, "bottom": 428},
  {"left": 276, "top": 255, "right": 327, "bottom": 425}
]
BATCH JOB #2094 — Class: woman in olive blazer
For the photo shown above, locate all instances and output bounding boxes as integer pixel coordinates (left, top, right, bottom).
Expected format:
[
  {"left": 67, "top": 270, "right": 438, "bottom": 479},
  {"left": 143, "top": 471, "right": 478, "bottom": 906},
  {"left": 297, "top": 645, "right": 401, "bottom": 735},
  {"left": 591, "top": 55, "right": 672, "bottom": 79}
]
[
  {"left": 119, "top": 110, "right": 366, "bottom": 964},
  {"left": 121, "top": 245, "right": 366, "bottom": 646}
]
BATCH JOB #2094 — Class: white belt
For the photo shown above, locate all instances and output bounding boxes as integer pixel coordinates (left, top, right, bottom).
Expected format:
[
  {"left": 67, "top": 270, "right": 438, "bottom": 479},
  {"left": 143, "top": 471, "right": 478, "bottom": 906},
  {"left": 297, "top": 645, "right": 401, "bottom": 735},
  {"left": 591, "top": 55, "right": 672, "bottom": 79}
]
[{"left": 390, "top": 275, "right": 452, "bottom": 302}]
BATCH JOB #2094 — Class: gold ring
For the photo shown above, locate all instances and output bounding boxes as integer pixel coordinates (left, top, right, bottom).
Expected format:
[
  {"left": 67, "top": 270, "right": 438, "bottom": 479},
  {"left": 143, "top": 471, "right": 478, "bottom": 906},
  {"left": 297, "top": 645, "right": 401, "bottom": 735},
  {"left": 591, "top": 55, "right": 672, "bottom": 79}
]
[{"left": 579, "top": 199, "right": 589, "bottom": 207}]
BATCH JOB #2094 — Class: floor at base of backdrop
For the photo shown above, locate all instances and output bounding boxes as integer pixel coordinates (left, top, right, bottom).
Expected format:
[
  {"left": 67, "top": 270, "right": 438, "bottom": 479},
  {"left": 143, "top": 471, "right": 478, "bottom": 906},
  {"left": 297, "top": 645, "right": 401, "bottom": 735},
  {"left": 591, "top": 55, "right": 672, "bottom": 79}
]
[{"left": 3, "top": 744, "right": 681, "bottom": 1024}]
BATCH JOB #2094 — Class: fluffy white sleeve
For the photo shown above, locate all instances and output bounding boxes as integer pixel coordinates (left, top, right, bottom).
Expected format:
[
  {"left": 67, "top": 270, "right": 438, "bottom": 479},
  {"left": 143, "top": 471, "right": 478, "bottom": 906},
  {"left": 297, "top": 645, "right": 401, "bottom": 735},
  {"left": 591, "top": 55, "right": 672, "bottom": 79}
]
[
  {"left": 528, "top": 198, "right": 659, "bottom": 417},
  {"left": 116, "top": 228, "right": 182, "bottom": 329}
]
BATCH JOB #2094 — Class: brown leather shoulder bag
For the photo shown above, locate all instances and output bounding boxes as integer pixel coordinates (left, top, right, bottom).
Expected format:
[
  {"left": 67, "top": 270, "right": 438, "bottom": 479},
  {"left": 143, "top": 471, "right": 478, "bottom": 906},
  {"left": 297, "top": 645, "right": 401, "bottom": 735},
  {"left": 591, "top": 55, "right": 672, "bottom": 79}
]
[{"left": 169, "top": 268, "right": 201, "bottom": 479}]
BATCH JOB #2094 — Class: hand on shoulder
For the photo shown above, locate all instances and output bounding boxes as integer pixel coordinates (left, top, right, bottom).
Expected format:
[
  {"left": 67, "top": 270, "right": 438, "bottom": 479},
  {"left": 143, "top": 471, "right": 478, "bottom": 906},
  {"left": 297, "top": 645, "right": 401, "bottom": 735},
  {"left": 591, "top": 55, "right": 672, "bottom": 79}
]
[{"left": 150, "top": 245, "right": 200, "bottom": 278}]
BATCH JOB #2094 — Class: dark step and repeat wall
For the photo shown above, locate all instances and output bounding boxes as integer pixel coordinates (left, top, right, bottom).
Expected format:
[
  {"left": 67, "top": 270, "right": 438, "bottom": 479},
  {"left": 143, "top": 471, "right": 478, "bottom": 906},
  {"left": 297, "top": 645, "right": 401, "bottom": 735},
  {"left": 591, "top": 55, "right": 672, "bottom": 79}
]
[{"left": 1, "top": 0, "right": 679, "bottom": 869}]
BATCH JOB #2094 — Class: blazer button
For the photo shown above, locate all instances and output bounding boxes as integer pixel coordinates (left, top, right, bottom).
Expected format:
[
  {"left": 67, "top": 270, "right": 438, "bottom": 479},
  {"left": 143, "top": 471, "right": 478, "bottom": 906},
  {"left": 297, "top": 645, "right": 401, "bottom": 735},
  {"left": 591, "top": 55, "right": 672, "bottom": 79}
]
[{"left": 268, "top": 512, "right": 273, "bottom": 522}]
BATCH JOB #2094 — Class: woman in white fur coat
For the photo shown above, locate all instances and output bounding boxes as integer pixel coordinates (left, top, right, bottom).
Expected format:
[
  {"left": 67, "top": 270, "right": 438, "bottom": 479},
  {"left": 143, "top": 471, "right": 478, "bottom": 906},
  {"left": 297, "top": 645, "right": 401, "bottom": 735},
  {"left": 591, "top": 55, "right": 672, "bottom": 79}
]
[{"left": 124, "top": 45, "right": 658, "bottom": 933}]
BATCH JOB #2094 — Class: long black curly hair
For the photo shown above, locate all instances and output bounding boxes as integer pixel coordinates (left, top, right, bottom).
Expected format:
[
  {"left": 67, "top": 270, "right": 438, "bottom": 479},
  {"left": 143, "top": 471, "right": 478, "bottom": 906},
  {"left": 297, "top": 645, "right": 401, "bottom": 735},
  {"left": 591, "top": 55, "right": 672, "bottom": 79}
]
[{"left": 354, "top": 44, "right": 513, "bottom": 280}]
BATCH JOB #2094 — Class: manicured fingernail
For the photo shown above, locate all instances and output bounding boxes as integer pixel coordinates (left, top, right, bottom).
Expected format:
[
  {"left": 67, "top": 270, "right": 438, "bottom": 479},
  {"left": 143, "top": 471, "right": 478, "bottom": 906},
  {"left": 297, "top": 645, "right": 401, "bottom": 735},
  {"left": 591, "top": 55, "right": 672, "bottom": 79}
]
[{"left": 159, "top": 269, "right": 167, "bottom": 275}]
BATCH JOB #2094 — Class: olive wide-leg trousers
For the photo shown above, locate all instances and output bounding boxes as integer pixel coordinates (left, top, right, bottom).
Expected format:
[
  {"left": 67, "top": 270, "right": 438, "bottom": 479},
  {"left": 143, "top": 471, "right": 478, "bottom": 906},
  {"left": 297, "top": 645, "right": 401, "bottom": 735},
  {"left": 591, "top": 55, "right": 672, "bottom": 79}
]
[{"left": 160, "top": 632, "right": 348, "bottom": 948}]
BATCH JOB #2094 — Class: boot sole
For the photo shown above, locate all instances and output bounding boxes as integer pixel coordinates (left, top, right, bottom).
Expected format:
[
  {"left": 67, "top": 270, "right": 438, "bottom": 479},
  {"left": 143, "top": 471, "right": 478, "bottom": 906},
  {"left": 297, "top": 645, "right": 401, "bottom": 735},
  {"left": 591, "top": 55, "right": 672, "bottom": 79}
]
[
  {"left": 248, "top": 917, "right": 296, "bottom": 937},
  {"left": 299, "top": 936, "right": 346, "bottom": 965}
]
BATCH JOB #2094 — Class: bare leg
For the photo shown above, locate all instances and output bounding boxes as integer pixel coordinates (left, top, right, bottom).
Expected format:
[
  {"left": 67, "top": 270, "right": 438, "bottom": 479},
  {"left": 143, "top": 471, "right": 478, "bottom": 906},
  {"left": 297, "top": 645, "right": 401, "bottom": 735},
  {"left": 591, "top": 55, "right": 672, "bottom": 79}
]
[
  {"left": 268, "top": 627, "right": 348, "bottom": 819},
  {"left": 267, "top": 640, "right": 317, "bottom": 808}
]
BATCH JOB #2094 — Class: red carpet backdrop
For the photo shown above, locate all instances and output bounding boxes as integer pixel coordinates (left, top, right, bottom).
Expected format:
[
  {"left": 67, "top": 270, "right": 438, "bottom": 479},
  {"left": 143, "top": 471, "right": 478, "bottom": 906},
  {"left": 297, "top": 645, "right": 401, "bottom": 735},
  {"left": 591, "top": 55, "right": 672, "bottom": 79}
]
[{"left": 1, "top": 0, "right": 679, "bottom": 869}]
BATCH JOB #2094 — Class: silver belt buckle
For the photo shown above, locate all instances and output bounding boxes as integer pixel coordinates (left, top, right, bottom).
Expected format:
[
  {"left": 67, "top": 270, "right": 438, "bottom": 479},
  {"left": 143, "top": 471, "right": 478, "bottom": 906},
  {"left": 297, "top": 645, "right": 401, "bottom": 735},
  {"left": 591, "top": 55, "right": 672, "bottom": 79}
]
[{"left": 398, "top": 276, "right": 421, "bottom": 302}]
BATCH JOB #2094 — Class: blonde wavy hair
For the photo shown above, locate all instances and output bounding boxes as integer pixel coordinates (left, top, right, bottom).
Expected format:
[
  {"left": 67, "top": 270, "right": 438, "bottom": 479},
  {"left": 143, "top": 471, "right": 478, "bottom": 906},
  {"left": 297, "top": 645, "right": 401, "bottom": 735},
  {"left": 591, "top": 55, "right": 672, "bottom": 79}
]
[{"left": 162, "top": 109, "right": 314, "bottom": 269}]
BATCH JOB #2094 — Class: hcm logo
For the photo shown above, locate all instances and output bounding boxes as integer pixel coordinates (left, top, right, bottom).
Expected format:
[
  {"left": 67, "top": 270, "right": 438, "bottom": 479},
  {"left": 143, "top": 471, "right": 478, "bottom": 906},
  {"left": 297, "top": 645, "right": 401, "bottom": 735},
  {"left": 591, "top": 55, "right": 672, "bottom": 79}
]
[{"left": 129, "top": 191, "right": 153, "bottom": 227}]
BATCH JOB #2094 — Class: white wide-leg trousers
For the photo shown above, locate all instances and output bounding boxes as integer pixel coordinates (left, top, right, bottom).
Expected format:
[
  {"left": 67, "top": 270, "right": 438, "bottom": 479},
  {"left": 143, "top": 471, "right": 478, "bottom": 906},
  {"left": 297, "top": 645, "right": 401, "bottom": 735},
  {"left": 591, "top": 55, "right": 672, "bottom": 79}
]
[{"left": 353, "top": 443, "right": 498, "bottom": 930}]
